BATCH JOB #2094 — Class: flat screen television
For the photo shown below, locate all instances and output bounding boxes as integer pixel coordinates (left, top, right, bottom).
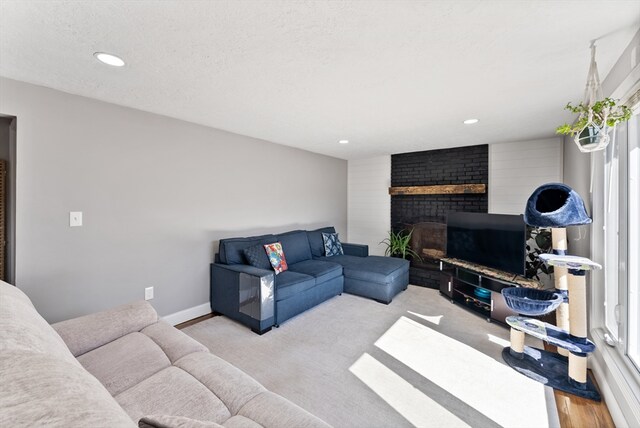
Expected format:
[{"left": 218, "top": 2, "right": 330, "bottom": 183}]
[{"left": 446, "top": 212, "right": 526, "bottom": 275}]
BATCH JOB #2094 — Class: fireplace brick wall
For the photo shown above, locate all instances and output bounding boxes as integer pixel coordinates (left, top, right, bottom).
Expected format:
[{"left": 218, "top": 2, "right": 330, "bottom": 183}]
[
  {"left": 391, "top": 145, "right": 488, "bottom": 227},
  {"left": 391, "top": 145, "right": 489, "bottom": 287}
]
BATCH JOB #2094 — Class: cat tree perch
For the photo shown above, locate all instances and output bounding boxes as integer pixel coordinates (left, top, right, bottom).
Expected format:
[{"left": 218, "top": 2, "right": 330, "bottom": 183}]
[{"left": 501, "top": 183, "right": 602, "bottom": 401}]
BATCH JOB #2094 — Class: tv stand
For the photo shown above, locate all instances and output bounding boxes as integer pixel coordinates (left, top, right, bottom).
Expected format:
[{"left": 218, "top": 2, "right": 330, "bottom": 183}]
[{"left": 439, "top": 258, "right": 543, "bottom": 324}]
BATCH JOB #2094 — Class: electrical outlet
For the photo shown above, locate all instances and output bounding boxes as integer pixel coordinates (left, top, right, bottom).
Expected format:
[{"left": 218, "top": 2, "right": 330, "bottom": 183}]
[{"left": 145, "top": 287, "right": 154, "bottom": 300}]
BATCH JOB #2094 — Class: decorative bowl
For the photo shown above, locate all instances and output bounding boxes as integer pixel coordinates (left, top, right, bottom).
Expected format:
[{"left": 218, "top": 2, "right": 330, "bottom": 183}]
[
  {"left": 474, "top": 287, "right": 491, "bottom": 299},
  {"left": 501, "top": 287, "right": 563, "bottom": 316}
]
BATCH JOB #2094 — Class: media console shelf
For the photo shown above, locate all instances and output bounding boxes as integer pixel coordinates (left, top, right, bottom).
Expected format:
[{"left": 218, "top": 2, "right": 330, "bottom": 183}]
[{"left": 439, "top": 257, "right": 543, "bottom": 324}]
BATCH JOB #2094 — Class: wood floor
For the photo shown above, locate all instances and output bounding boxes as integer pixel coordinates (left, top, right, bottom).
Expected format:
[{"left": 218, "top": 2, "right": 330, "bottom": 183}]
[
  {"left": 553, "top": 375, "right": 615, "bottom": 428},
  {"left": 541, "top": 344, "right": 615, "bottom": 428},
  {"left": 178, "top": 314, "right": 616, "bottom": 428},
  {"left": 175, "top": 313, "right": 214, "bottom": 329}
]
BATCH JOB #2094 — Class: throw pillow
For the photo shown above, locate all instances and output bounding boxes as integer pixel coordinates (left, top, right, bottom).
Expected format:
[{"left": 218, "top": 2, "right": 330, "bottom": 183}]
[
  {"left": 243, "top": 244, "right": 272, "bottom": 270},
  {"left": 322, "top": 232, "right": 344, "bottom": 257},
  {"left": 263, "top": 242, "right": 288, "bottom": 274}
]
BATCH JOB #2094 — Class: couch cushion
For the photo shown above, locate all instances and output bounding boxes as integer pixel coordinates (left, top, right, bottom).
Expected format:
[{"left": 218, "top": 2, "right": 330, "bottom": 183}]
[
  {"left": 316, "top": 255, "right": 409, "bottom": 284},
  {"left": 238, "top": 391, "right": 331, "bottom": 428},
  {"left": 141, "top": 321, "right": 208, "bottom": 364},
  {"left": 174, "top": 352, "right": 265, "bottom": 416},
  {"left": 274, "top": 271, "right": 316, "bottom": 301},
  {"left": 78, "top": 332, "right": 171, "bottom": 396},
  {"left": 222, "top": 415, "right": 263, "bottom": 428},
  {"left": 306, "top": 227, "right": 336, "bottom": 257},
  {"left": 242, "top": 244, "right": 272, "bottom": 270},
  {"left": 139, "top": 414, "right": 224, "bottom": 428},
  {"left": 0, "top": 350, "right": 136, "bottom": 427},
  {"left": 288, "top": 260, "right": 342, "bottom": 285},
  {"left": 219, "top": 234, "right": 277, "bottom": 265},
  {"left": 276, "top": 230, "right": 312, "bottom": 264},
  {"left": 116, "top": 366, "right": 231, "bottom": 424},
  {"left": 53, "top": 300, "right": 158, "bottom": 357}
]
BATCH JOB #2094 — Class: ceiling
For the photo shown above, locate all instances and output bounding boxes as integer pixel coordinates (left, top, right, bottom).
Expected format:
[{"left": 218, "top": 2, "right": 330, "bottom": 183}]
[{"left": 0, "top": 1, "right": 638, "bottom": 160}]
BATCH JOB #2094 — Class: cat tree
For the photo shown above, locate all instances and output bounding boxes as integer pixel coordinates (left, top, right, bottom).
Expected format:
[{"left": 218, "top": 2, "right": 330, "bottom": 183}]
[{"left": 502, "top": 183, "right": 601, "bottom": 401}]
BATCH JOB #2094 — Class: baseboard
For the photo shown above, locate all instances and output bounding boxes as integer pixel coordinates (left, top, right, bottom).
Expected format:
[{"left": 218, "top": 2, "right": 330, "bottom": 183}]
[
  {"left": 590, "top": 328, "right": 640, "bottom": 427},
  {"left": 162, "top": 302, "right": 211, "bottom": 326}
]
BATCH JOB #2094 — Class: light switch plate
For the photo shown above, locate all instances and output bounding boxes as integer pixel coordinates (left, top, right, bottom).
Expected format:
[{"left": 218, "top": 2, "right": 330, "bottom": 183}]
[
  {"left": 145, "top": 287, "right": 154, "bottom": 300},
  {"left": 70, "top": 211, "right": 82, "bottom": 227}
]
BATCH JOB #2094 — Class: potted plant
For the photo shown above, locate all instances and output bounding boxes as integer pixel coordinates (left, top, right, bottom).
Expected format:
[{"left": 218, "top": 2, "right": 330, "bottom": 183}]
[
  {"left": 556, "top": 98, "right": 631, "bottom": 152},
  {"left": 380, "top": 229, "right": 422, "bottom": 261}
]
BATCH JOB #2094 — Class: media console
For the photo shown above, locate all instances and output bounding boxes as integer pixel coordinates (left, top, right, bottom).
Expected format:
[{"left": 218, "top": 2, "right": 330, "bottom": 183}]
[{"left": 439, "top": 257, "right": 543, "bottom": 324}]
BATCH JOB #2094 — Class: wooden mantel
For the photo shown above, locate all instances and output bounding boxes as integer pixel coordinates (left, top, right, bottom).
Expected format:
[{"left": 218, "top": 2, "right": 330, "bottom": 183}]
[{"left": 388, "top": 184, "right": 486, "bottom": 196}]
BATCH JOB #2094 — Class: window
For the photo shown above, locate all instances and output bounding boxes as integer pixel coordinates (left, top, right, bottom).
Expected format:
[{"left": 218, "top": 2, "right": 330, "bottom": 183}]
[
  {"left": 599, "top": 102, "right": 640, "bottom": 374},
  {"left": 627, "top": 110, "right": 639, "bottom": 369},
  {"left": 603, "top": 121, "right": 621, "bottom": 340}
]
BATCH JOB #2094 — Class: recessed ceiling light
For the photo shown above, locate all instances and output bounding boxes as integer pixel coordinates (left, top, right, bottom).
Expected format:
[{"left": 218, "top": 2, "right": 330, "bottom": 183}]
[
  {"left": 463, "top": 119, "right": 479, "bottom": 125},
  {"left": 94, "top": 52, "right": 125, "bottom": 67},
  {"left": 338, "top": 140, "right": 349, "bottom": 144}
]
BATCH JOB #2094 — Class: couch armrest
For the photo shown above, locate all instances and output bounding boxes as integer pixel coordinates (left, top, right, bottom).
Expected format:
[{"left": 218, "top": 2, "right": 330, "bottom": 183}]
[
  {"left": 342, "top": 243, "right": 369, "bottom": 257},
  {"left": 212, "top": 263, "right": 273, "bottom": 277},
  {"left": 211, "top": 263, "right": 275, "bottom": 334},
  {"left": 52, "top": 301, "right": 158, "bottom": 357}
]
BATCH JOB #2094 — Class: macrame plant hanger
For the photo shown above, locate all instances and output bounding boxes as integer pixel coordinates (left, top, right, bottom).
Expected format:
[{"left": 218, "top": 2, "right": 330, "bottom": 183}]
[
  {"left": 579, "top": 43, "right": 618, "bottom": 212},
  {"left": 575, "top": 42, "right": 611, "bottom": 153}
]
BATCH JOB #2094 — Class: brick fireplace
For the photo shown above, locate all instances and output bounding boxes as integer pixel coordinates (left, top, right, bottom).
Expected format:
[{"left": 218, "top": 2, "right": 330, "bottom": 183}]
[{"left": 391, "top": 145, "right": 488, "bottom": 287}]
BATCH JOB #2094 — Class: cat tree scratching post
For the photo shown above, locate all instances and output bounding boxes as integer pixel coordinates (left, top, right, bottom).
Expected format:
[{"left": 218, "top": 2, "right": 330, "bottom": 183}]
[
  {"left": 568, "top": 269, "right": 589, "bottom": 386},
  {"left": 551, "top": 227, "right": 570, "bottom": 357},
  {"left": 509, "top": 328, "right": 525, "bottom": 355}
]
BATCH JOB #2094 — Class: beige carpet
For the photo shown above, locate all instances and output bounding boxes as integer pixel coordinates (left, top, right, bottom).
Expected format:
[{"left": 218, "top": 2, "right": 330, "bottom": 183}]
[{"left": 183, "top": 286, "right": 559, "bottom": 428}]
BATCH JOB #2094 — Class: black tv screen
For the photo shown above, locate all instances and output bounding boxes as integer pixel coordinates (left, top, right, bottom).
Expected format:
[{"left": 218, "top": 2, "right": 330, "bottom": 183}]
[{"left": 446, "top": 212, "right": 526, "bottom": 275}]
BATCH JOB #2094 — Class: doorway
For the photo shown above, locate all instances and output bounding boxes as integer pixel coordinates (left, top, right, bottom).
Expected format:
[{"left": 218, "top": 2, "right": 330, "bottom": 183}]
[{"left": 0, "top": 115, "right": 16, "bottom": 284}]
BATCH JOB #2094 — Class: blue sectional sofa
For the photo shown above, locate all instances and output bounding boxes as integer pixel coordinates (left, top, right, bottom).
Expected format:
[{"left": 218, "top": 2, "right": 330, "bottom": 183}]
[{"left": 210, "top": 227, "right": 410, "bottom": 334}]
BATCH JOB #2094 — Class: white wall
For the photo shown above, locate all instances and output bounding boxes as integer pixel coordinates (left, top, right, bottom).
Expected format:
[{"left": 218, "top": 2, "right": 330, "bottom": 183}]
[
  {"left": 349, "top": 140, "right": 565, "bottom": 256},
  {"left": 488, "top": 138, "right": 563, "bottom": 215},
  {"left": 0, "top": 77, "right": 348, "bottom": 323},
  {"left": 347, "top": 155, "right": 390, "bottom": 256},
  {"left": 562, "top": 136, "right": 591, "bottom": 257}
]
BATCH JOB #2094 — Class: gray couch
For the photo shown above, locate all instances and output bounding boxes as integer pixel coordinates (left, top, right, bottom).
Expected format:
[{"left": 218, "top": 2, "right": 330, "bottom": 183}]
[
  {"left": 0, "top": 281, "right": 330, "bottom": 428},
  {"left": 211, "top": 227, "right": 410, "bottom": 334}
]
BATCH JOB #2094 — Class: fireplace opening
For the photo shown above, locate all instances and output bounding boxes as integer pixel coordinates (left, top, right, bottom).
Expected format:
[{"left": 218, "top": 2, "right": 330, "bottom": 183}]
[{"left": 407, "top": 222, "right": 447, "bottom": 268}]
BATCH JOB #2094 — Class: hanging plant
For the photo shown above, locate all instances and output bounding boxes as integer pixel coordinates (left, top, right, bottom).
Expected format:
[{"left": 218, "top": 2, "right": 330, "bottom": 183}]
[
  {"left": 556, "top": 98, "right": 631, "bottom": 152},
  {"left": 556, "top": 43, "right": 632, "bottom": 153}
]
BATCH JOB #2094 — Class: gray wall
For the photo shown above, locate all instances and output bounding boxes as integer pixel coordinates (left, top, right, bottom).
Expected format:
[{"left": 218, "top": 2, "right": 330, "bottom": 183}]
[
  {"left": 0, "top": 77, "right": 348, "bottom": 323},
  {"left": 602, "top": 29, "right": 640, "bottom": 100}
]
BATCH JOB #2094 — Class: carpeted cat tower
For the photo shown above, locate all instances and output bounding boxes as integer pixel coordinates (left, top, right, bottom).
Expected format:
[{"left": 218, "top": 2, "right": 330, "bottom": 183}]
[{"left": 501, "top": 183, "right": 601, "bottom": 401}]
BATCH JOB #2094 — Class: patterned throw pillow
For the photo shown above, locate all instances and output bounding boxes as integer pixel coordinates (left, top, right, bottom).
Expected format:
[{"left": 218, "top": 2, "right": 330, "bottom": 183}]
[
  {"left": 322, "top": 232, "right": 344, "bottom": 257},
  {"left": 263, "top": 242, "right": 288, "bottom": 274},
  {"left": 243, "top": 244, "right": 272, "bottom": 270}
]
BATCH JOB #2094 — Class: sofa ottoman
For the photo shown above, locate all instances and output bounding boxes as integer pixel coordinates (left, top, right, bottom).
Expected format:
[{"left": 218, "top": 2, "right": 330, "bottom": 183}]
[
  {"left": 306, "top": 227, "right": 410, "bottom": 304},
  {"left": 315, "top": 254, "right": 410, "bottom": 304}
]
